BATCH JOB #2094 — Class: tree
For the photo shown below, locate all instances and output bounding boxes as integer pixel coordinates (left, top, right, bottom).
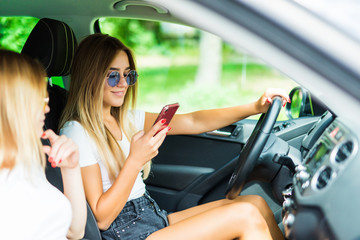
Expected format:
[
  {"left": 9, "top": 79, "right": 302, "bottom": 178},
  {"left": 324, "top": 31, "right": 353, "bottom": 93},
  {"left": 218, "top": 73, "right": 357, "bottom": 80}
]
[
  {"left": 99, "top": 18, "right": 161, "bottom": 55},
  {"left": 0, "top": 17, "right": 38, "bottom": 52},
  {"left": 195, "top": 31, "right": 222, "bottom": 86}
]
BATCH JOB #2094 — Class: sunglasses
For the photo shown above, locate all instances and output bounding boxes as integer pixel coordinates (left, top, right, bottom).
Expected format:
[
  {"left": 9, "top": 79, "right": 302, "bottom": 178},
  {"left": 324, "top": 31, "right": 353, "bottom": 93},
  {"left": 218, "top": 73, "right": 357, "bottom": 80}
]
[{"left": 107, "top": 70, "right": 138, "bottom": 87}]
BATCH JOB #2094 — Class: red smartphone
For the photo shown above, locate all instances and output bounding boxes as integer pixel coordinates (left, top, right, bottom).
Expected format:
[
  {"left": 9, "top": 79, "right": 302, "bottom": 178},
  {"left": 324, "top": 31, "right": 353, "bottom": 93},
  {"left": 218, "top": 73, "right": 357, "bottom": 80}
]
[{"left": 153, "top": 103, "right": 179, "bottom": 135}]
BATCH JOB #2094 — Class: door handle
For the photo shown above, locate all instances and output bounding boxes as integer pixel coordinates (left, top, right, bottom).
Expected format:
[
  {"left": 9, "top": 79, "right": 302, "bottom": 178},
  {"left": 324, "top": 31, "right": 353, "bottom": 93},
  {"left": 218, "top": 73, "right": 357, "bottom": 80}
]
[{"left": 206, "top": 130, "right": 232, "bottom": 137}]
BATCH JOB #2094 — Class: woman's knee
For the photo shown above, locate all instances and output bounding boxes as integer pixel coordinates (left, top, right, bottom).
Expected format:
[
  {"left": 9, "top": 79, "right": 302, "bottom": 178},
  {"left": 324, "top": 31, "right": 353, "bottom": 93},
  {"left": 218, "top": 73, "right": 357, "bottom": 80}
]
[
  {"left": 226, "top": 202, "right": 269, "bottom": 233},
  {"left": 229, "top": 202, "right": 264, "bottom": 222},
  {"left": 242, "top": 195, "right": 270, "bottom": 212}
]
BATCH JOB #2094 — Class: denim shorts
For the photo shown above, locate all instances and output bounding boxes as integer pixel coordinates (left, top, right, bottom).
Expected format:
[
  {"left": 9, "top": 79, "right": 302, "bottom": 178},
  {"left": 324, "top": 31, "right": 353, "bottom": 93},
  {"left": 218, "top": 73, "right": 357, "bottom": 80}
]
[{"left": 101, "top": 192, "right": 169, "bottom": 240}]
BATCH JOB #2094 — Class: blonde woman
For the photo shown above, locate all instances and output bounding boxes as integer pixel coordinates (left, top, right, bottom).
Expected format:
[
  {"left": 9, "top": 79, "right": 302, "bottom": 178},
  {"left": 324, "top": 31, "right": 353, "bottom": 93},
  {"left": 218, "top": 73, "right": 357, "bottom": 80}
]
[
  {"left": 0, "top": 49, "right": 87, "bottom": 240},
  {"left": 60, "top": 34, "right": 289, "bottom": 240}
]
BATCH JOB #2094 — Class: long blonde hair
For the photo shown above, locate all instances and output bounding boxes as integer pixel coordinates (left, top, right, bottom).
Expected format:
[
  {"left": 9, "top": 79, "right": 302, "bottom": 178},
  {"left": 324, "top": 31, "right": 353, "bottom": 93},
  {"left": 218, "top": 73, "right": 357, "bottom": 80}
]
[
  {"left": 0, "top": 49, "right": 47, "bottom": 171},
  {"left": 59, "top": 34, "right": 151, "bottom": 181}
]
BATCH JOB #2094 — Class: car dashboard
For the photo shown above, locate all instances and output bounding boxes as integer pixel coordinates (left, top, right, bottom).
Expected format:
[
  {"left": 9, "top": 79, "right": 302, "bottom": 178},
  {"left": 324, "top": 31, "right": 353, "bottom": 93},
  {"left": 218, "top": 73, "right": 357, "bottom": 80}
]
[{"left": 283, "top": 115, "right": 360, "bottom": 240}]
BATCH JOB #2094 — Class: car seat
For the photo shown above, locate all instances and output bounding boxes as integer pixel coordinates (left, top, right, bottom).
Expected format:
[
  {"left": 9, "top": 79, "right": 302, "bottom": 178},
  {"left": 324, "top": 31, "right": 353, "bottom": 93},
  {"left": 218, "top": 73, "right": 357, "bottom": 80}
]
[
  {"left": 21, "top": 18, "right": 102, "bottom": 240},
  {"left": 21, "top": 18, "right": 73, "bottom": 133}
]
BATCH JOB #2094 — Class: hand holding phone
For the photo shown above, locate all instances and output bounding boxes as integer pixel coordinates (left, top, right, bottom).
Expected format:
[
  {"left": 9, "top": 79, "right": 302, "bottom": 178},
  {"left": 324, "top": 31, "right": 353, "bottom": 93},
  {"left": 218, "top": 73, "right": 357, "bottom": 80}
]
[{"left": 153, "top": 103, "right": 179, "bottom": 135}]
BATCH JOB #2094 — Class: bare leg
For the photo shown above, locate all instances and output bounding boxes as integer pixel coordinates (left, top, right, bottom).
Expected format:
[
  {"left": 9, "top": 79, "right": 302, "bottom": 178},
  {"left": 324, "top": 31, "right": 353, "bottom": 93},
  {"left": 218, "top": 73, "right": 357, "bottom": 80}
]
[
  {"left": 147, "top": 201, "right": 271, "bottom": 240},
  {"left": 167, "top": 195, "right": 284, "bottom": 240}
]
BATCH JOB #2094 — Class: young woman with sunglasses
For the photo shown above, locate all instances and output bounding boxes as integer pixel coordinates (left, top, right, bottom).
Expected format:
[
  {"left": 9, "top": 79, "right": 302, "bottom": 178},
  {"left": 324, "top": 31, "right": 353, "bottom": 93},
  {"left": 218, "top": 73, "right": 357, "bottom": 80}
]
[
  {"left": 0, "top": 49, "right": 87, "bottom": 240},
  {"left": 59, "top": 33, "right": 289, "bottom": 240}
]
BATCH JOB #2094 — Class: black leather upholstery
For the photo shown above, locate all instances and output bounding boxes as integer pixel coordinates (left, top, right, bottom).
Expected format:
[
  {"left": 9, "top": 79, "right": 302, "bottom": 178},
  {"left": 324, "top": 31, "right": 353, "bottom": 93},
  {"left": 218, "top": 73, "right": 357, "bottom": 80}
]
[
  {"left": 45, "top": 83, "right": 68, "bottom": 133},
  {"left": 21, "top": 18, "right": 76, "bottom": 76},
  {"left": 21, "top": 18, "right": 75, "bottom": 133},
  {"left": 22, "top": 18, "right": 101, "bottom": 240}
]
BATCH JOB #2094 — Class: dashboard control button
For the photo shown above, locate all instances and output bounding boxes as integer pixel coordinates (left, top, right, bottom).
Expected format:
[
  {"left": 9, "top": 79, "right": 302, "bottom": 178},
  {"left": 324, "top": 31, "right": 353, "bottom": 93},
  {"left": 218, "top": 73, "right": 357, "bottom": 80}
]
[
  {"left": 330, "top": 127, "right": 339, "bottom": 138},
  {"left": 296, "top": 171, "right": 310, "bottom": 183},
  {"left": 282, "top": 186, "right": 294, "bottom": 199},
  {"left": 301, "top": 180, "right": 310, "bottom": 189},
  {"left": 283, "top": 198, "right": 294, "bottom": 211},
  {"left": 284, "top": 213, "right": 296, "bottom": 229},
  {"left": 295, "top": 165, "right": 306, "bottom": 172},
  {"left": 335, "top": 130, "right": 344, "bottom": 140}
]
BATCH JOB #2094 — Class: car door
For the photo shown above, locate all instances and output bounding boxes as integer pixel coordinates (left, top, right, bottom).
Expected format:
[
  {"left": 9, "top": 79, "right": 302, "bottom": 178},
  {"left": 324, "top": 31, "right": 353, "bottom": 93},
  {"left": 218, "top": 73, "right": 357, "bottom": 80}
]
[{"left": 147, "top": 122, "right": 247, "bottom": 212}]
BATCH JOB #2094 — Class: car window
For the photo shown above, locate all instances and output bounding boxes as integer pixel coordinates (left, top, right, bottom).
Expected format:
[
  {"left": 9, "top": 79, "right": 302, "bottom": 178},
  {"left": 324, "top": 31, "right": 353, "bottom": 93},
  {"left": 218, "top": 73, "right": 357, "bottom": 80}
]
[
  {"left": 0, "top": 16, "right": 65, "bottom": 88},
  {"left": 99, "top": 18, "right": 298, "bottom": 120},
  {"left": 0, "top": 17, "right": 38, "bottom": 52}
]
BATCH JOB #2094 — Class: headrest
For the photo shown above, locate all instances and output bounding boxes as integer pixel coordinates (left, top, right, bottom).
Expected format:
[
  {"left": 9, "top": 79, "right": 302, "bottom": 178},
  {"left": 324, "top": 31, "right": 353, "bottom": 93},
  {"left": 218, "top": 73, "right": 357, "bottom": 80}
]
[{"left": 21, "top": 18, "right": 77, "bottom": 77}]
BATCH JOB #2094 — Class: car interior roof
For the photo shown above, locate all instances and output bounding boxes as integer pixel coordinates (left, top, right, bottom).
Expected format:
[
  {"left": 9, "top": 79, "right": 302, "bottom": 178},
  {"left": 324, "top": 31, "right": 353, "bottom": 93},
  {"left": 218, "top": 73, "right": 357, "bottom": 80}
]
[
  {"left": 0, "top": 0, "right": 187, "bottom": 40},
  {"left": 0, "top": 0, "right": 181, "bottom": 24}
]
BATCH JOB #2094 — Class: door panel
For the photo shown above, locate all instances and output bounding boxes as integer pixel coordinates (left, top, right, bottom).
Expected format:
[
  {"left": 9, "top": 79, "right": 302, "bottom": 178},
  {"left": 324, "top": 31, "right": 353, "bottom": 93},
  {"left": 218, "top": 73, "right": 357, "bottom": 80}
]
[
  {"left": 146, "top": 117, "right": 317, "bottom": 212},
  {"left": 146, "top": 134, "right": 242, "bottom": 212}
]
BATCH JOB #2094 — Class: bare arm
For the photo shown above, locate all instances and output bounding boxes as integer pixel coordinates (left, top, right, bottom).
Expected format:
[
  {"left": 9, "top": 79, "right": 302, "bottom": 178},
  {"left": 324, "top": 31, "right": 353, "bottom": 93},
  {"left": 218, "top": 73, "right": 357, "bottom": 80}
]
[
  {"left": 42, "top": 130, "right": 87, "bottom": 240},
  {"left": 81, "top": 158, "right": 142, "bottom": 230},
  {"left": 144, "top": 88, "right": 290, "bottom": 135},
  {"left": 82, "top": 120, "right": 170, "bottom": 230},
  {"left": 61, "top": 166, "right": 87, "bottom": 239}
]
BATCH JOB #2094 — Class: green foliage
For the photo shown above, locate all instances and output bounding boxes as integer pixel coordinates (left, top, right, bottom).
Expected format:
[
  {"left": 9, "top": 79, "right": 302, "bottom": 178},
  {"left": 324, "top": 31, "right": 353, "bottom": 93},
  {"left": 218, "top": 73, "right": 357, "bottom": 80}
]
[
  {"left": 0, "top": 17, "right": 66, "bottom": 88},
  {"left": 51, "top": 76, "right": 65, "bottom": 88},
  {"left": 99, "top": 18, "right": 199, "bottom": 55},
  {"left": 290, "top": 90, "right": 302, "bottom": 118},
  {"left": 0, "top": 17, "right": 38, "bottom": 52},
  {"left": 99, "top": 18, "right": 161, "bottom": 54}
]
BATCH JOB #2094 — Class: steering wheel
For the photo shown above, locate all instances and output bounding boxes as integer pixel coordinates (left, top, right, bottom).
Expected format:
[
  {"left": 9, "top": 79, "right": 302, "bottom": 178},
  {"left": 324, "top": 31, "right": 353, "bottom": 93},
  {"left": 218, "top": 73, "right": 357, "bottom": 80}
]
[{"left": 226, "top": 96, "right": 283, "bottom": 200}]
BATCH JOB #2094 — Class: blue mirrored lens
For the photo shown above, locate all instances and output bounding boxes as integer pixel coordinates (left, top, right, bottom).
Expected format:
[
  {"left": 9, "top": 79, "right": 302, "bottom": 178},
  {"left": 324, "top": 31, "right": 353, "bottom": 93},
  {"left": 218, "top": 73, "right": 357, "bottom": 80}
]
[
  {"left": 126, "top": 70, "right": 138, "bottom": 86},
  {"left": 107, "top": 71, "right": 120, "bottom": 87}
]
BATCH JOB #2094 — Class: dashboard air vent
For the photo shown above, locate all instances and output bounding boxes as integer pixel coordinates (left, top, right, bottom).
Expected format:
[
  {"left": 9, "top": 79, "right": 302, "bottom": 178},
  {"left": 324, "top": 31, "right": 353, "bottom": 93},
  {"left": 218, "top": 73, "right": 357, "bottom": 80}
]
[{"left": 335, "top": 141, "right": 353, "bottom": 163}]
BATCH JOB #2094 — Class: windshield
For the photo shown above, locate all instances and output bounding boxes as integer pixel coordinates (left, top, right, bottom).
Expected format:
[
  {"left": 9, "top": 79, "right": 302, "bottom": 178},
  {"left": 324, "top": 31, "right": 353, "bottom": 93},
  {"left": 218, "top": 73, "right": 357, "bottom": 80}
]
[{"left": 293, "top": 0, "right": 360, "bottom": 42}]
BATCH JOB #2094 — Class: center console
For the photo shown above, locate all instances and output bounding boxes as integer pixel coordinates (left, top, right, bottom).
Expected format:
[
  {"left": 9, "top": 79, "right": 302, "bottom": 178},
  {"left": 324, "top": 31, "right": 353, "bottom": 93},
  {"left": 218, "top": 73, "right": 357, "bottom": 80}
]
[{"left": 282, "top": 119, "right": 358, "bottom": 239}]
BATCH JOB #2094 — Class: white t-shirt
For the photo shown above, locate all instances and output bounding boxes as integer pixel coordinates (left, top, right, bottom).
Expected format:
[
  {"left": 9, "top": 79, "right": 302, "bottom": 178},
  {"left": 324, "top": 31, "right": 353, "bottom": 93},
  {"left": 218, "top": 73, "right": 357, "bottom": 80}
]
[
  {"left": 60, "top": 110, "right": 146, "bottom": 201},
  {"left": 0, "top": 165, "right": 72, "bottom": 240}
]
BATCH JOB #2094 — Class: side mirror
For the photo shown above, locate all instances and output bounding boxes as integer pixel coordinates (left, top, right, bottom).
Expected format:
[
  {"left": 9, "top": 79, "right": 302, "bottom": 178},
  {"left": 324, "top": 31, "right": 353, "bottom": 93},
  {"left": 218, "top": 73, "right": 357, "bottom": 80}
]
[{"left": 285, "top": 87, "right": 327, "bottom": 119}]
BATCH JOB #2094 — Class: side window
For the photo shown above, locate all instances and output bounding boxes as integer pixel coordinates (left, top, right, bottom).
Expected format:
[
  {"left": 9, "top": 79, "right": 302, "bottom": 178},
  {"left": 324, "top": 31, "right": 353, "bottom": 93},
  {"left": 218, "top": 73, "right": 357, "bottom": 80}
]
[
  {"left": 99, "top": 18, "right": 298, "bottom": 120},
  {"left": 0, "top": 17, "right": 64, "bottom": 88},
  {"left": 0, "top": 17, "right": 38, "bottom": 52}
]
